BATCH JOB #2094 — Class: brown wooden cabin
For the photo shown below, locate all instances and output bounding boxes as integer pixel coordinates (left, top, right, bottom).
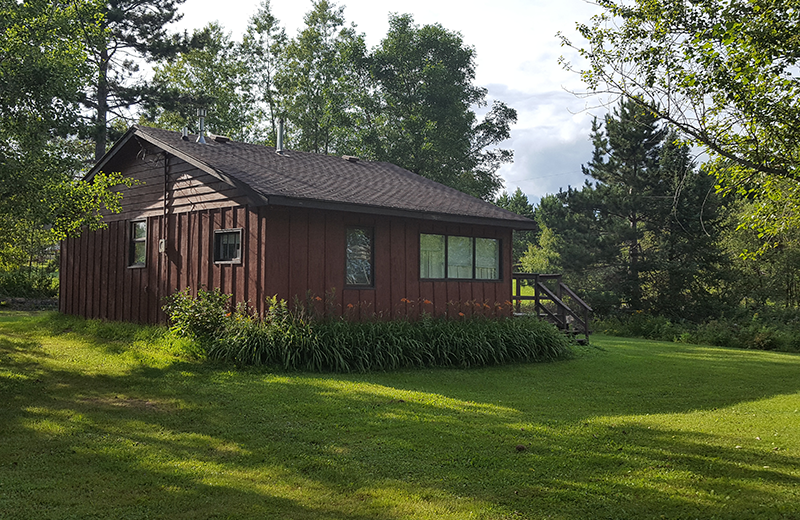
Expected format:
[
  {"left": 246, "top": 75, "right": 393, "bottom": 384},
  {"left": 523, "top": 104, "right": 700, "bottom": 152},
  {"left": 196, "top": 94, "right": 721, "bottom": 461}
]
[{"left": 60, "top": 125, "right": 537, "bottom": 324}]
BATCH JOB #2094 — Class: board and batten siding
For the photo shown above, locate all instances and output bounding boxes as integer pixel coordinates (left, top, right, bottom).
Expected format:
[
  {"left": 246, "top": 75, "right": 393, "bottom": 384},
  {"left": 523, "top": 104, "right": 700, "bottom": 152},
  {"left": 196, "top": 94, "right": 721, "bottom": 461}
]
[
  {"left": 99, "top": 143, "right": 252, "bottom": 223},
  {"left": 61, "top": 142, "right": 514, "bottom": 323},
  {"left": 60, "top": 204, "right": 513, "bottom": 324}
]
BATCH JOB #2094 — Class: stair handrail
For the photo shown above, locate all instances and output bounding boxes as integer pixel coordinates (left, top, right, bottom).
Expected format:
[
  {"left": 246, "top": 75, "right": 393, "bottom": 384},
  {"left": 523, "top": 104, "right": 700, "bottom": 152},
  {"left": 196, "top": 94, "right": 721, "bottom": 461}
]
[
  {"left": 559, "top": 283, "right": 593, "bottom": 313},
  {"left": 512, "top": 272, "right": 592, "bottom": 342},
  {"left": 535, "top": 281, "right": 586, "bottom": 330}
]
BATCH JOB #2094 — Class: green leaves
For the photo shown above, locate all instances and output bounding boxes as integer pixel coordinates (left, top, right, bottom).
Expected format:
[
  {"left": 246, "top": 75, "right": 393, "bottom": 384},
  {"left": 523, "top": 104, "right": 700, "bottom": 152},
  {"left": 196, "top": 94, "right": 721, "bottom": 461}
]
[
  {"left": 168, "top": 290, "right": 571, "bottom": 372},
  {"left": 146, "top": 23, "right": 261, "bottom": 141},
  {"left": 563, "top": 0, "right": 800, "bottom": 243},
  {"left": 531, "top": 99, "right": 726, "bottom": 319},
  {"left": 366, "top": 14, "right": 515, "bottom": 200}
]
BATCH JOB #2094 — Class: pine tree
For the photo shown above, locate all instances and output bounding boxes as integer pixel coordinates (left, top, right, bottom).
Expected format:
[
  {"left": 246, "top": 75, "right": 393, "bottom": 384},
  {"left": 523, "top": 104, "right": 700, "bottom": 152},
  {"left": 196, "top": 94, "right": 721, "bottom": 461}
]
[
  {"left": 495, "top": 187, "right": 535, "bottom": 264},
  {"left": 537, "top": 99, "right": 727, "bottom": 318},
  {"left": 583, "top": 98, "right": 666, "bottom": 309},
  {"left": 81, "top": 0, "right": 197, "bottom": 159}
]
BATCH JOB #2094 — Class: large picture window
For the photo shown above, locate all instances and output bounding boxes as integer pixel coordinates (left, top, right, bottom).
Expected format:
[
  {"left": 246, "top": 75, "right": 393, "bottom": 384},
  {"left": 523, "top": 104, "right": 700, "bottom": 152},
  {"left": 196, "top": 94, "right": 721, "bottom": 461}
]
[
  {"left": 420, "top": 234, "right": 500, "bottom": 280},
  {"left": 214, "top": 229, "right": 242, "bottom": 264},
  {"left": 345, "top": 227, "right": 373, "bottom": 286},
  {"left": 129, "top": 220, "right": 147, "bottom": 267}
]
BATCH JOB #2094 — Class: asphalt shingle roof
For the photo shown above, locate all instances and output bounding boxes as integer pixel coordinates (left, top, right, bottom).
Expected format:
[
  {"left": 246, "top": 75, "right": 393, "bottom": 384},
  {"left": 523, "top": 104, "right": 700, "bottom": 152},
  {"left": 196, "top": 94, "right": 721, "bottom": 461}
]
[{"left": 96, "top": 125, "right": 535, "bottom": 229}]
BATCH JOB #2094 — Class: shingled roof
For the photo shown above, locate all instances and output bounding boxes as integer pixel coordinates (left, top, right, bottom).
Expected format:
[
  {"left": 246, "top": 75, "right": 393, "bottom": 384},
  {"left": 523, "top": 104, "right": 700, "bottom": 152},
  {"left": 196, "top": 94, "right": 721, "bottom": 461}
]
[{"left": 89, "top": 125, "right": 536, "bottom": 230}]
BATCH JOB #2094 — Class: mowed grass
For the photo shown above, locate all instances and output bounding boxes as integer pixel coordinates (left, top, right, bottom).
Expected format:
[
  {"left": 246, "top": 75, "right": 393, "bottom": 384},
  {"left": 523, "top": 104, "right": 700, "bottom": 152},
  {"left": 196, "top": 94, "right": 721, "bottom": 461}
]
[{"left": 1, "top": 312, "right": 799, "bottom": 520}]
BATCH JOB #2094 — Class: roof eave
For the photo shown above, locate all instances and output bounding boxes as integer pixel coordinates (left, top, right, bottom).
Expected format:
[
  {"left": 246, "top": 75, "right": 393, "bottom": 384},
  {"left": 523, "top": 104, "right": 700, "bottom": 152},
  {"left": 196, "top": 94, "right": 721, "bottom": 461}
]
[
  {"left": 86, "top": 125, "right": 269, "bottom": 207},
  {"left": 84, "top": 126, "right": 139, "bottom": 182},
  {"left": 264, "top": 195, "right": 538, "bottom": 230}
]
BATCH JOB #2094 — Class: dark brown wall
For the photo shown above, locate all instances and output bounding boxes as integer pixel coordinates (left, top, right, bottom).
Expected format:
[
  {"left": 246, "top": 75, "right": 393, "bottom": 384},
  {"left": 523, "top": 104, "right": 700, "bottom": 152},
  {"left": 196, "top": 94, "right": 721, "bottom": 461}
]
[
  {"left": 100, "top": 141, "right": 251, "bottom": 223},
  {"left": 60, "top": 204, "right": 513, "bottom": 324}
]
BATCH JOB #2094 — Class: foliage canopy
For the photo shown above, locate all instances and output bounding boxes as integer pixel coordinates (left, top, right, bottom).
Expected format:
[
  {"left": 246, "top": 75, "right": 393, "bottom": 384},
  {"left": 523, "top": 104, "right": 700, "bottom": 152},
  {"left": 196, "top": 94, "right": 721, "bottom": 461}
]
[{"left": 561, "top": 0, "right": 800, "bottom": 242}]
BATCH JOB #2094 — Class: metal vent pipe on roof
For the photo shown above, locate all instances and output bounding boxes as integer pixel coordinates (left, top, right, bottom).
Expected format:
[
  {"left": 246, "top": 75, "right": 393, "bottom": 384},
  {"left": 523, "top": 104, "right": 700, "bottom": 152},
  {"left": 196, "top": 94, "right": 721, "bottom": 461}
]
[
  {"left": 276, "top": 118, "right": 284, "bottom": 154},
  {"left": 196, "top": 108, "right": 207, "bottom": 144}
]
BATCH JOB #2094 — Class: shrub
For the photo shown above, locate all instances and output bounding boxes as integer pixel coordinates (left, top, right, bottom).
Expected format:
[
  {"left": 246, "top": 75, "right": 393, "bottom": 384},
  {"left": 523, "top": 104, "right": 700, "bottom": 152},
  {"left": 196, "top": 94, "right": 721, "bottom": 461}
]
[
  {"left": 0, "top": 264, "right": 58, "bottom": 298},
  {"left": 595, "top": 310, "right": 800, "bottom": 353},
  {"left": 594, "top": 313, "right": 679, "bottom": 341},
  {"left": 162, "top": 287, "right": 231, "bottom": 345},
  {"left": 693, "top": 320, "right": 739, "bottom": 349},
  {"left": 164, "top": 292, "right": 573, "bottom": 372}
]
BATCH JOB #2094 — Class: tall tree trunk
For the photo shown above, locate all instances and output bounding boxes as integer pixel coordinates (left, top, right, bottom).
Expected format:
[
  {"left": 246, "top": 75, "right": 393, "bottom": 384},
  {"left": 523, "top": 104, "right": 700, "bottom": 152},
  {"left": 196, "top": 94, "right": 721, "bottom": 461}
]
[{"left": 94, "top": 48, "right": 109, "bottom": 161}]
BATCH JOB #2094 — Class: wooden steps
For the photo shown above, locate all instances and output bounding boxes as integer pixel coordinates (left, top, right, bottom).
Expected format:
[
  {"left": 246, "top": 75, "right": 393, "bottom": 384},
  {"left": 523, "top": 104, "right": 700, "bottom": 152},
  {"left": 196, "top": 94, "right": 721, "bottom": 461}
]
[{"left": 512, "top": 273, "right": 592, "bottom": 343}]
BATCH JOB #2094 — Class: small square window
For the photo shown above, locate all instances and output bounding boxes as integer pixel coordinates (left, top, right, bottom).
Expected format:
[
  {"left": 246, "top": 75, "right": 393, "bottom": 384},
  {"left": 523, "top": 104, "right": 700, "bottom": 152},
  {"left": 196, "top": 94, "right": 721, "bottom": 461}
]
[
  {"left": 129, "top": 220, "right": 147, "bottom": 267},
  {"left": 214, "top": 229, "right": 242, "bottom": 263}
]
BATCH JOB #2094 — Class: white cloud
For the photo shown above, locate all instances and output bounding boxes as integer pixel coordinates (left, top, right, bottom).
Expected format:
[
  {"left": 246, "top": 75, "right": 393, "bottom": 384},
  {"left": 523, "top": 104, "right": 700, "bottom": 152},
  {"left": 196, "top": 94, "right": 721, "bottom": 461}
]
[{"left": 498, "top": 125, "right": 594, "bottom": 203}]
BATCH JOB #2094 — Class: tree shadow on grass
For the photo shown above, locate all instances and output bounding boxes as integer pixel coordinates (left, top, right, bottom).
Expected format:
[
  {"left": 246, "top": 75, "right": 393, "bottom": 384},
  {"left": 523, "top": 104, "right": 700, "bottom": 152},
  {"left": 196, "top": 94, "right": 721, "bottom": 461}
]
[{"left": 2, "top": 333, "right": 800, "bottom": 519}]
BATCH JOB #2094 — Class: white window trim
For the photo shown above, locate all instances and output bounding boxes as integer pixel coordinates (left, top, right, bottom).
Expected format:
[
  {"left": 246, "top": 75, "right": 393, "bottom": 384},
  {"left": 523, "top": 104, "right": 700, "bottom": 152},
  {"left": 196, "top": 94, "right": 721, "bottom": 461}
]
[{"left": 213, "top": 228, "right": 244, "bottom": 265}]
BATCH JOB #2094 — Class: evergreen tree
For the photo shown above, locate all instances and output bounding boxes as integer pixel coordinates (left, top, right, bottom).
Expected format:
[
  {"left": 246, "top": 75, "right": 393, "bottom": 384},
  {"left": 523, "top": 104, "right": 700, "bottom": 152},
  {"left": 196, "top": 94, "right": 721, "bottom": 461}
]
[
  {"left": 82, "top": 0, "right": 199, "bottom": 159},
  {"left": 583, "top": 99, "right": 666, "bottom": 310},
  {"left": 495, "top": 187, "right": 535, "bottom": 264},
  {"left": 644, "top": 134, "right": 727, "bottom": 319},
  {"left": 535, "top": 99, "right": 727, "bottom": 319},
  {"left": 532, "top": 183, "right": 622, "bottom": 315}
]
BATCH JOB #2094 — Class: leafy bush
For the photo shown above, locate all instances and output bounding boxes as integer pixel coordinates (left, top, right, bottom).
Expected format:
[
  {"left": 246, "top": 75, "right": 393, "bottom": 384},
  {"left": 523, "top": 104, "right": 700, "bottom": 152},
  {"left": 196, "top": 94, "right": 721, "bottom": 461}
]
[
  {"left": 595, "top": 310, "right": 800, "bottom": 352},
  {"left": 164, "top": 292, "right": 572, "bottom": 372},
  {"left": 162, "top": 287, "right": 232, "bottom": 345},
  {"left": 0, "top": 264, "right": 58, "bottom": 298}
]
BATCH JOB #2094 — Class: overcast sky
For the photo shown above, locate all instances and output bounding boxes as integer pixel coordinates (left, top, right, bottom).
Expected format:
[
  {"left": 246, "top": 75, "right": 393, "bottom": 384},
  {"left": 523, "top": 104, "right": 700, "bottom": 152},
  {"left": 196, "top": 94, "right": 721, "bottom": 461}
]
[{"left": 176, "top": 0, "right": 605, "bottom": 203}]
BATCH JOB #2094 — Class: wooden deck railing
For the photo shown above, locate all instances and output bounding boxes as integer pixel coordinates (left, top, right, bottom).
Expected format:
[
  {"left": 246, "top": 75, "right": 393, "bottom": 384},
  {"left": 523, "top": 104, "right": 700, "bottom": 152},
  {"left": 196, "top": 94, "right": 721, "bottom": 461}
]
[{"left": 512, "top": 273, "right": 592, "bottom": 343}]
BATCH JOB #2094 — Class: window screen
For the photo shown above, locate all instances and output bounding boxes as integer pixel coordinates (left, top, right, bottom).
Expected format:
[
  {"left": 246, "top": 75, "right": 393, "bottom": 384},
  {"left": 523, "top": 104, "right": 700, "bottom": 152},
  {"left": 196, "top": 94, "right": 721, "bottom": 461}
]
[
  {"left": 447, "top": 236, "right": 474, "bottom": 279},
  {"left": 475, "top": 238, "right": 500, "bottom": 280},
  {"left": 420, "top": 234, "right": 501, "bottom": 280}
]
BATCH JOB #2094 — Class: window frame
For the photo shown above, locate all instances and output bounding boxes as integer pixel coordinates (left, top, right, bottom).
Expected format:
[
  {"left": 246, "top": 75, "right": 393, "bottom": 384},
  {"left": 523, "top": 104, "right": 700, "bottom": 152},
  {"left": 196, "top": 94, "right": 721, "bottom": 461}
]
[
  {"left": 419, "top": 233, "right": 502, "bottom": 281},
  {"left": 344, "top": 226, "right": 375, "bottom": 288},
  {"left": 128, "top": 220, "right": 147, "bottom": 268},
  {"left": 213, "top": 228, "right": 244, "bottom": 265}
]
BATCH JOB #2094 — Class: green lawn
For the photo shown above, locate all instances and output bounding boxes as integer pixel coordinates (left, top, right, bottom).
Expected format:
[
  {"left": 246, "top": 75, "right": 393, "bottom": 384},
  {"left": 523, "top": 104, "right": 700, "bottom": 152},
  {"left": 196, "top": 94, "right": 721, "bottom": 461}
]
[{"left": 1, "top": 311, "right": 799, "bottom": 519}]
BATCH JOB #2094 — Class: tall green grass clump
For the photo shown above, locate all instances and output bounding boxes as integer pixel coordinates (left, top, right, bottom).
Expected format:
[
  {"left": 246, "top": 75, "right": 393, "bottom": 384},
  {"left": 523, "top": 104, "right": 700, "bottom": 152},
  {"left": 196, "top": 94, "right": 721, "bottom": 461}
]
[{"left": 163, "top": 292, "right": 571, "bottom": 372}]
